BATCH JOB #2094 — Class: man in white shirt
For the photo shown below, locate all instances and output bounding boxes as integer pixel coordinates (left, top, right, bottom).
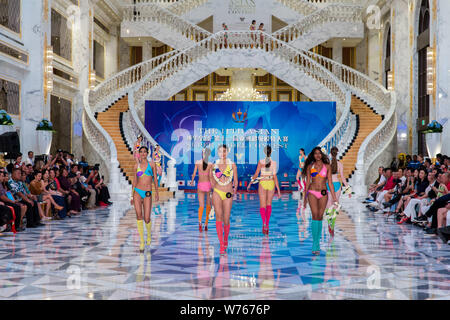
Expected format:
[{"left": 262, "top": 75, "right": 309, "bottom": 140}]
[{"left": 24, "top": 151, "right": 34, "bottom": 167}]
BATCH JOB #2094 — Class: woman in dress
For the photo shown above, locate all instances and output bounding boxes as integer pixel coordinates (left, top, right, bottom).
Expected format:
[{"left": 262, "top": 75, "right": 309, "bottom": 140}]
[
  {"left": 46, "top": 169, "right": 67, "bottom": 219},
  {"left": 303, "top": 147, "right": 338, "bottom": 255},
  {"left": 29, "top": 170, "right": 63, "bottom": 219},
  {"left": 258, "top": 23, "right": 265, "bottom": 48},
  {"left": 131, "top": 146, "right": 159, "bottom": 252},
  {"left": 210, "top": 144, "right": 238, "bottom": 255},
  {"left": 191, "top": 148, "right": 213, "bottom": 232},
  {"left": 247, "top": 146, "right": 281, "bottom": 235}
]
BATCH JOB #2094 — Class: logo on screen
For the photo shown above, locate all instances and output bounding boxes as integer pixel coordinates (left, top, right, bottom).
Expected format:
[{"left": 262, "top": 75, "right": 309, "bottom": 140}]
[{"left": 232, "top": 109, "right": 247, "bottom": 123}]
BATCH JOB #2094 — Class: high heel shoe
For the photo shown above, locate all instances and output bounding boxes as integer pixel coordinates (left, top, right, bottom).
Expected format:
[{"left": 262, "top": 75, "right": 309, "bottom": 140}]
[
  {"left": 199, "top": 223, "right": 203, "bottom": 232},
  {"left": 397, "top": 216, "right": 410, "bottom": 224},
  {"left": 220, "top": 244, "right": 226, "bottom": 255},
  {"left": 204, "top": 225, "right": 208, "bottom": 231}
]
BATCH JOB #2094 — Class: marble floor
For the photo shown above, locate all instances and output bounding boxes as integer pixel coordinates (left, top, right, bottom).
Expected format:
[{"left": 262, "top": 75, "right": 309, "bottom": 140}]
[{"left": 0, "top": 193, "right": 449, "bottom": 300}]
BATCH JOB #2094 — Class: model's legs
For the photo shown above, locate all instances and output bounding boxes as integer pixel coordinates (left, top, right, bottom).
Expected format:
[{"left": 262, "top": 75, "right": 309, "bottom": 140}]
[
  {"left": 134, "top": 193, "right": 145, "bottom": 252},
  {"left": 265, "top": 187, "right": 275, "bottom": 233},
  {"left": 258, "top": 185, "right": 267, "bottom": 233},
  {"left": 205, "top": 192, "right": 212, "bottom": 229},
  {"left": 143, "top": 195, "right": 152, "bottom": 245},
  {"left": 198, "top": 190, "right": 205, "bottom": 231},
  {"left": 222, "top": 197, "right": 233, "bottom": 251},
  {"left": 213, "top": 191, "right": 225, "bottom": 253},
  {"left": 308, "top": 193, "right": 324, "bottom": 254}
]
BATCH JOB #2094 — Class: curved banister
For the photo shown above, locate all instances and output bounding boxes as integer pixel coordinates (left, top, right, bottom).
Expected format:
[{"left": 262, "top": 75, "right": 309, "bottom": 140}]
[
  {"left": 89, "top": 50, "right": 180, "bottom": 113},
  {"left": 276, "top": 0, "right": 321, "bottom": 16},
  {"left": 82, "top": 89, "right": 121, "bottom": 193},
  {"left": 273, "top": 4, "right": 363, "bottom": 43},
  {"left": 122, "top": 3, "right": 211, "bottom": 42},
  {"left": 128, "top": 92, "right": 176, "bottom": 162}
]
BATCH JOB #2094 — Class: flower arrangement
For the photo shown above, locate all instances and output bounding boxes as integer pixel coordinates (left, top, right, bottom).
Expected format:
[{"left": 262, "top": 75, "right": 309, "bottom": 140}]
[
  {"left": 0, "top": 110, "right": 13, "bottom": 125},
  {"left": 36, "top": 119, "right": 55, "bottom": 131},
  {"left": 424, "top": 120, "right": 443, "bottom": 133}
]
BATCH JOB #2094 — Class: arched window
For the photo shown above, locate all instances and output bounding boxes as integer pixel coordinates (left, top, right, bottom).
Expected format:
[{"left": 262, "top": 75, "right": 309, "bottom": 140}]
[
  {"left": 384, "top": 27, "right": 391, "bottom": 89},
  {"left": 416, "top": 0, "right": 430, "bottom": 155}
]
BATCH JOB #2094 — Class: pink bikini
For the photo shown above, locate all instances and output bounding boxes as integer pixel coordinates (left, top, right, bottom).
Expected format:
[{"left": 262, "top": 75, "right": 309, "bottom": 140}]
[
  {"left": 308, "top": 164, "right": 328, "bottom": 199},
  {"left": 198, "top": 171, "right": 211, "bottom": 192}
]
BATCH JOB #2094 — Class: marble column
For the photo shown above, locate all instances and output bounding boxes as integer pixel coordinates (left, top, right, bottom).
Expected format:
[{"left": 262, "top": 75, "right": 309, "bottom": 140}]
[
  {"left": 332, "top": 39, "right": 343, "bottom": 64},
  {"left": 143, "top": 41, "right": 153, "bottom": 62},
  {"left": 436, "top": 0, "right": 450, "bottom": 154},
  {"left": 392, "top": 0, "right": 411, "bottom": 154},
  {"left": 72, "top": 0, "right": 92, "bottom": 158},
  {"left": 20, "top": 0, "right": 49, "bottom": 154}
]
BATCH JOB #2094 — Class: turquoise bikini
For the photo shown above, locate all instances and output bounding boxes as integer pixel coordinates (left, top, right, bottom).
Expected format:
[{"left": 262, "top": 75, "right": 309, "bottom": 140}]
[
  {"left": 326, "top": 182, "right": 342, "bottom": 193},
  {"left": 135, "top": 162, "right": 153, "bottom": 198}
]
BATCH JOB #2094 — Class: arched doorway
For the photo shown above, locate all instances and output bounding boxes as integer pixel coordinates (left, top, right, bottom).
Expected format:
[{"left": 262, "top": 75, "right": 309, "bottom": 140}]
[{"left": 416, "top": 0, "right": 430, "bottom": 155}]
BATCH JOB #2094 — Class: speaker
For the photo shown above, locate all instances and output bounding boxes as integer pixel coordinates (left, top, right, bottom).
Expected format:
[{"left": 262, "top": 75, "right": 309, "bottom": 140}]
[{"left": 0, "top": 132, "right": 20, "bottom": 159}]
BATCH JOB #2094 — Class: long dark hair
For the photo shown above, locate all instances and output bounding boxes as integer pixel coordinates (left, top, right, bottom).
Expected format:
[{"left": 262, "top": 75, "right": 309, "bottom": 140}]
[
  {"left": 302, "top": 147, "right": 329, "bottom": 178},
  {"left": 331, "top": 147, "right": 338, "bottom": 174},
  {"left": 264, "top": 145, "right": 272, "bottom": 168},
  {"left": 202, "top": 148, "right": 211, "bottom": 171}
]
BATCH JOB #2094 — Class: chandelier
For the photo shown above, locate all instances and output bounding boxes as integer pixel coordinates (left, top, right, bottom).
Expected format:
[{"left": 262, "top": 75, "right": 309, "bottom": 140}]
[{"left": 215, "top": 87, "right": 268, "bottom": 101}]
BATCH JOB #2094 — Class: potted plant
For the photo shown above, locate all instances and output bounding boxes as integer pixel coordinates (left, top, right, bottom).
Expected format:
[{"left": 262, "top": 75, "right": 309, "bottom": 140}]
[
  {"left": 424, "top": 120, "right": 443, "bottom": 161},
  {"left": 0, "top": 110, "right": 13, "bottom": 126},
  {"left": 36, "top": 118, "right": 55, "bottom": 155}
]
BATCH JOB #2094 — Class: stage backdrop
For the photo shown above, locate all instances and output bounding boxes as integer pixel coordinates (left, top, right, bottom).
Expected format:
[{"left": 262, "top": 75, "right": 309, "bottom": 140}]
[{"left": 145, "top": 100, "right": 336, "bottom": 189}]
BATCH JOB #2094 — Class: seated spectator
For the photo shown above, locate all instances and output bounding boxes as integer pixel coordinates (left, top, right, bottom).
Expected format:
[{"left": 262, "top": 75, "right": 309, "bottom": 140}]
[
  {"left": 0, "top": 170, "right": 26, "bottom": 231},
  {"left": 395, "top": 169, "right": 429, "bottom": 216},
  {"left": 367, "top": 168, "right": 394, "bottom": 210},
  {"left": 86, "top": 166, "right": 112, "bottom": 207},
  {"left": 56, "top": 167, "right": 81, "bottom": 216},
  {"left": 8, "top": 168, "right": 42, "bottom": 228},
  {"left": 364, "top": 167, "right": 386, "bottom": 202},
  {"left": 13, "top": 153, "right": 24, "bottom": 169},
  {"left": 29, "top": 170, "right": 64, "bottom": 219},
  {"left": 45, "top": 169, "right": 67, "bottom": 219},
  {"left": 398, "top": 172, "right": 438, "bottom": 224}
]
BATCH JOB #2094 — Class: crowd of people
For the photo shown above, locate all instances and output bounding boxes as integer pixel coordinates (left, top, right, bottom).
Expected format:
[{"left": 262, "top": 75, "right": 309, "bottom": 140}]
[
  {"left": 0, "top": 149, "right": 112, "bottom": 233},
  {"left": 364, "top": 153, "right": 450, "bottom": 244}
]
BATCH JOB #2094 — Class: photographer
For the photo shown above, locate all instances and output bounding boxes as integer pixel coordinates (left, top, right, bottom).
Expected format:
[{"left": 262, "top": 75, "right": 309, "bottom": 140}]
[{"left": 50, "top": 149, "right": 68, "bottom": 169}]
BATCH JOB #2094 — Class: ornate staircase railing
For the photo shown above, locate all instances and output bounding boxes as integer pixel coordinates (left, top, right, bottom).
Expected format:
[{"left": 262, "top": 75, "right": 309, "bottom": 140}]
[
  {"left": 122, "top": 3, "right": 211, "bottom": 43},
  {"left": 272, "top": 4, "right": 363, "bottom": 44},
  {"left": 89, "top": 50, "right": 179, "bottom": 114}
]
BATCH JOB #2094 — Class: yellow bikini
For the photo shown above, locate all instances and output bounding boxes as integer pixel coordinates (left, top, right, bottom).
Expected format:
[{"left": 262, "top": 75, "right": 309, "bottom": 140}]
[
  {"left": 213, "top": 159, "right": 234, "bottom": 201},
  {"left": 259, "top": 159, "right": 276, "bottom": 191}
]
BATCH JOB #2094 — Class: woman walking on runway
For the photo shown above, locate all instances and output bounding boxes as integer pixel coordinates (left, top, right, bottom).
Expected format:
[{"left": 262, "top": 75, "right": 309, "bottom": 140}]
[
  {"left": 296, "top": 148, "right": 307, "bottom": 206},
  {"left": 191, "top": 148, "right": 213, "bottom": 232},
  {"left": 247, "top": 146, "right": 281, "bottom": 235},
  {"left": 131, "top": 146, "right": 159, "bottom": 252},
  {"left": 211, "top": 145, "right": 238, "bottom": 255},
  {"left": 303, "top": 147, "right": 338, "bottom": 255}
]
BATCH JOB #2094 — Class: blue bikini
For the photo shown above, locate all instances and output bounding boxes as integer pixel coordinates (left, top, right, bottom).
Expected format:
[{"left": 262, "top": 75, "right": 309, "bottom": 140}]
[{"left": 135, "top": 162, "right": 153, "bottom": 198}]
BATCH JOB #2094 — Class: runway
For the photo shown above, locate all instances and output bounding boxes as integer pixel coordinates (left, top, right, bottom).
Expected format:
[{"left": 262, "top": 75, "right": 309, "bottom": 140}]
[{"left": 0, "top": 193, "right": 449, "bottom": 300}]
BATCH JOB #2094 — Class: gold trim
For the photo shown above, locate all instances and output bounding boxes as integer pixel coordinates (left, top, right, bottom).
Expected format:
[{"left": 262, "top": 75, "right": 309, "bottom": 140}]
[{"left": 0, "top": 38, "right": 29, "bottom": 65}]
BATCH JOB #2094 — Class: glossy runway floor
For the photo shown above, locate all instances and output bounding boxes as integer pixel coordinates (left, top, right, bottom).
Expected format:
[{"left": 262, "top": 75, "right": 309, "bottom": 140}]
[{"left": 0, "top": 193, "right": 449, "bottom": 300}]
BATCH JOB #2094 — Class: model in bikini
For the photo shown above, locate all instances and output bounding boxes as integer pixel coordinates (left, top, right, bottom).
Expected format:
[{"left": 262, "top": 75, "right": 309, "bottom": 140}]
[
  {"left": 326, "top": 147, "right": 348, "bottom": 236},
  {"left": 296, "top": 148, "right": 307, "bottom": 206},
  {"left": 303, "top": 147, "right": 338, "bottom": 255},
  {"left": 191, "top": 148, "right": 213, "bottom": 232},
  {"left": 153, "top": 144, "right": 163, "bottom": 184},
  {"left": 133, "top": 135, "right": 143, "bottom": 169},
  {"left": 247, "top": 146, "right": 281, "bottom": 235},
  {"left": 131, "top": 146, "right": 159, "bottom": 252},
  {"left": 210, "top": 144, "right": 238, "bottom": 255}
]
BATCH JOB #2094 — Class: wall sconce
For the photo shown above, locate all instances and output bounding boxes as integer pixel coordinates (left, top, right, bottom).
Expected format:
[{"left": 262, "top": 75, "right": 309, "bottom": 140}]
[
  {"left": 387, "top": 71, "right": 393, "bottom": 91},
  {"left": 89, "top": 70, "right": 96, "bottom": 90},
  {"left": 426, "top": 47, "right": 435, "bottom": 95},
  {"left": 44, "top": 46, "right": 53, "bottom": 92}
]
